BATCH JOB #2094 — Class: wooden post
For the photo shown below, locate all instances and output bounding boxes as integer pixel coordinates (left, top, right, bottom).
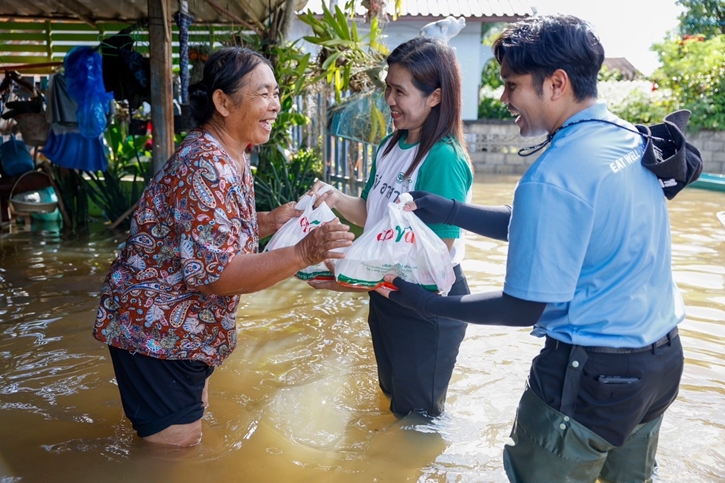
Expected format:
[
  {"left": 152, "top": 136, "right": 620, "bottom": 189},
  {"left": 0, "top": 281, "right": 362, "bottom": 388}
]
[{"left": 148, "top": 0, "right": 175, "bottom": 174}]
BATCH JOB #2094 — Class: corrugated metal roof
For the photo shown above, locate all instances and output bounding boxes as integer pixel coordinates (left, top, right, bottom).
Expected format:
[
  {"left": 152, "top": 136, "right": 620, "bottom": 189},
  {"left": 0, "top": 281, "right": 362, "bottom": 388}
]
[
  {"left": 0, "top": 0, "right": 293, "bottom": 26},
  {"left": 603, "top": 57, "right": 640, "bottom": 80},
  {"left": 0, "top": 0, "right": 531, "bottom": 27},
  {"left": 301, "top": 0, "right": 532, "bottom": 19}
]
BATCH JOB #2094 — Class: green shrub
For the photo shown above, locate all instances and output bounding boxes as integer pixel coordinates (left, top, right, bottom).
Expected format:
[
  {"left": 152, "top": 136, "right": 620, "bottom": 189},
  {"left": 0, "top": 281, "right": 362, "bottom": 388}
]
[
  {"left": 478, "top": 93, "right": 510, "bottom": 120},
  {"left": 652, "top": 34, "right": 725, "bottom": 129},
  {"left": 254, "top": 147, "right": 323, "bottom": 213},
  {"left": 598, "top": 80, "right": 671, "bottom": 125},
  {"left": 477, "top": 75, "right": 673, "bottom": 125},
  {"left": 82, "top": 122, "right": 153, "bottom": 228}
]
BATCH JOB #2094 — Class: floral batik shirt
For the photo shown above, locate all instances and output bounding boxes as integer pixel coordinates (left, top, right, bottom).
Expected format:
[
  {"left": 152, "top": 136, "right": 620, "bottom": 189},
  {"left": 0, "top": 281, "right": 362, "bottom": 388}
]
[{"left": 93, "top": 128, "right": 258, "bottom": 366}]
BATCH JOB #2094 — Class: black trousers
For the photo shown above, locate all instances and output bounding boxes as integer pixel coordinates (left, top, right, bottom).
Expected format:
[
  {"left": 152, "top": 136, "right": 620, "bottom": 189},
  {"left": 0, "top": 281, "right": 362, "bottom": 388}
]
[
  {"left": 528, "top": 330, "right": 684, "bottom": 446},
  {"left": 108, "top": 346, "right": 213, "bottom": 437},
  {"left": 367, "top": 264, "right": 469, "bottom": 417}
]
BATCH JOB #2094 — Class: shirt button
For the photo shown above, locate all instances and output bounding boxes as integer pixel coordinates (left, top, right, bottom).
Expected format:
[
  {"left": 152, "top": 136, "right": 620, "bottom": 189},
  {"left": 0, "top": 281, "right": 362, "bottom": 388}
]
[
  {"left": 572, "top": 361, "right": 580, "bottom": 368},
  {"left": 560, "top": 423, "right": 567, "bottom": 430},
  {"left": 564, "top": 416, "right": 570, "bottom": 422}
]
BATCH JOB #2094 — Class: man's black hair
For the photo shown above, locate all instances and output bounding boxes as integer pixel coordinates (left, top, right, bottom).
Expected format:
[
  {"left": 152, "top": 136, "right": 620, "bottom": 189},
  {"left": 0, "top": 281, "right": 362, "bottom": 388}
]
[{"left": 493, "top": 14, "right": 604, "bottom": 101}]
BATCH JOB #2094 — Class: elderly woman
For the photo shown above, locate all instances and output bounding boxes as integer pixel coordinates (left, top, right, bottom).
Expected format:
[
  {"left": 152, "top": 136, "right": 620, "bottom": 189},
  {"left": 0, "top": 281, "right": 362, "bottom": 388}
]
[{"left": 93, "top": 47, "right": 353, "bottom": 447}]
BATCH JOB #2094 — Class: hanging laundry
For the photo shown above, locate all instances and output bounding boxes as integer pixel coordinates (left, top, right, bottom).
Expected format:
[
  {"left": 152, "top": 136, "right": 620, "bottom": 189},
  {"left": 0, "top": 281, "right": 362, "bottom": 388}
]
[
  {"left": 46, "top": 73, "right": 78, "bottom": 126},
  {"left": 42, "top": 127, "right": 107, "bottom": 172},
  {"left": 100, "top": 32, "right": 151, "bottom": 109}
]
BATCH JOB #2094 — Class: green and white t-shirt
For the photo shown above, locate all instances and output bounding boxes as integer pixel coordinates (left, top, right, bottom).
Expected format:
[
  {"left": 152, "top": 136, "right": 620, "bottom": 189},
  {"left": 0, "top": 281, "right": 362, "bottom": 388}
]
[{"left": 361, "top": 134, "right": 473, "bottom": 265}]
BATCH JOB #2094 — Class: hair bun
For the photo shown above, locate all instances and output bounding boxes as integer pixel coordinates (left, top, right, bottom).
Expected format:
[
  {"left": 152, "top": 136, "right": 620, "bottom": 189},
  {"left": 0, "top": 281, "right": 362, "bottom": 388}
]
[{"left": 189, "top": 81, "right": 209, "bottom": 97}]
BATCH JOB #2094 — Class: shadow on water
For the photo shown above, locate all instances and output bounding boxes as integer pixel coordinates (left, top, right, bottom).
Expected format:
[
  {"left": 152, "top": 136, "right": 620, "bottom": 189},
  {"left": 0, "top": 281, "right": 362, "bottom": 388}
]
[{"left": 0, "top": 177, "right": 724, "bottom": 483}]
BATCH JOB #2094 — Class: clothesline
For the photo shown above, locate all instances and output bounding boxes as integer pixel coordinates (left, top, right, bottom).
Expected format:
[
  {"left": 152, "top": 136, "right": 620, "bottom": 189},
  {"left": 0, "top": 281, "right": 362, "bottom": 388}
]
[{"left": 1, "top": 62, "right": 64, "bottom": 72}]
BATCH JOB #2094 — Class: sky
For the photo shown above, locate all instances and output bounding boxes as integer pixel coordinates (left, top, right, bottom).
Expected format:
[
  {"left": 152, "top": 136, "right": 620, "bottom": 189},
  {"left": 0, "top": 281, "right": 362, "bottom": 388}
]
[{"left": 531, "top": 0, "right": 684, "bottom": 76}]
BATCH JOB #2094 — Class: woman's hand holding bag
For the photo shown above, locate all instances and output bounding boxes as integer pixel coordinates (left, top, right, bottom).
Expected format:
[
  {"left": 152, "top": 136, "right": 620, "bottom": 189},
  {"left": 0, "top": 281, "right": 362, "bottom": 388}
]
[{"left": 334, "top": 193, "right": 455, "bottom": 294}]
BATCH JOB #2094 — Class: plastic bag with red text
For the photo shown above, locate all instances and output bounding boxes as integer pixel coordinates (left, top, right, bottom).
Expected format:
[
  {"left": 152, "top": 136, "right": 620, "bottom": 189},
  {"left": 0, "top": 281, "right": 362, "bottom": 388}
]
[
  {"left": 333, "top": 193, "right": 455, "bottom": 294},
  {"left": 264, "top": 186, "right": 339, "bottom": 281}
]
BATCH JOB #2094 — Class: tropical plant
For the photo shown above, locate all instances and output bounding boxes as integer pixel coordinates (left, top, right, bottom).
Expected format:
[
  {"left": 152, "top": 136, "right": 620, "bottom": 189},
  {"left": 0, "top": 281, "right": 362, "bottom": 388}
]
[
  {"left": 298, "top": 3, "right": 389, "bottom": 102},
  {"left": 598, "top": 65, "right": 627, "bottom": 82},
  {"left": 82, "top": 121, "right": 153, "bottom": 228},
  {"left": 298, "top": 3, "right": 392, "bottom": 150},
  {"left": 48, "top": 164, "right": 89, "bottom": 232},
  {"left": 254, "top": 147, "right": 323, "bottom": 212},
  {"left": 480, "top": 57, "right": 503, "bottom": 90},
  {"left": 477, "top": 92, "right": 510, "bottom": 120}
]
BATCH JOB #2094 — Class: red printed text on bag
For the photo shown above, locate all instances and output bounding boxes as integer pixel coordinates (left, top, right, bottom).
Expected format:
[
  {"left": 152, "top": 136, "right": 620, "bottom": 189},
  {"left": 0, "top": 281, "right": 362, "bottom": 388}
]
[
  {"left": 299, "top": 217, "right": 321, "bottom": 233},
  {"left": 376, "top": 225, "right": 415, "bottom": 244}
]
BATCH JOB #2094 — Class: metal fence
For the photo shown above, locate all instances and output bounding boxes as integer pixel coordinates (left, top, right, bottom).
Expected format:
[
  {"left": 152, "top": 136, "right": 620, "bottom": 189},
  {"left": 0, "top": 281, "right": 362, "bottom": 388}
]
[
  {"left": 324, "top": 136, "right": 376, "bottom": 195},
  {"left": 292, "top": 92, "right": 378, "bottom": 196}
]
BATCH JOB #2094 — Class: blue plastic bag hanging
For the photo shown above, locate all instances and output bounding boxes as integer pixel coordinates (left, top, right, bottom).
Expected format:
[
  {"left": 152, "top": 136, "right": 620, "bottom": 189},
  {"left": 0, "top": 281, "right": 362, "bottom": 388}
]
[
  {"left": 64, "top": 46, "right": 114, "bottom": 139},
  {"left": 0, "top": 135, "right": 35, "bottom": 177}
]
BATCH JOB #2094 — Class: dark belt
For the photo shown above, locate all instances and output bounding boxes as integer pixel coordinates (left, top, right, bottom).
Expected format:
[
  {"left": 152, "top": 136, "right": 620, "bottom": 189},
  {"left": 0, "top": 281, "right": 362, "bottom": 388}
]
[{"left": 546, "top": 327, "right": 679, "bottom": 354}]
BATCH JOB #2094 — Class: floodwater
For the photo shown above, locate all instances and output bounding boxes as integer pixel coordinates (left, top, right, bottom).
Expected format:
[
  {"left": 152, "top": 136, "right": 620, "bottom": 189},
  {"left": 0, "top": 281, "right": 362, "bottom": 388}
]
[{"left": 1, "top": 176, "right": 724, "bottom": 483}]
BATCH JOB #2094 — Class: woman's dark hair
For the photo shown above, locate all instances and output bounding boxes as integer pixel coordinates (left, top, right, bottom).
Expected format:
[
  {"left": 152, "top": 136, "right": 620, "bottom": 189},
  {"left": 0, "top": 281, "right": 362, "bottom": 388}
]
[
  {"left": 188, "top": 46, "right": 272, "bottom": 127},
  {"left": 493, "top": 14, "right": 604, "bottom": 102},
  {"left": 382, "top": 37, "right": 469, "bottom": 178}
]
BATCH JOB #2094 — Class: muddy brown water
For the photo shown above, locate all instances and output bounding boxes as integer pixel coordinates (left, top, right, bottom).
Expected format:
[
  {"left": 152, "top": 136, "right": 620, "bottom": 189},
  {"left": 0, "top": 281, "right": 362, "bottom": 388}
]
[{"left": 1, "top": 176, "right": 723, "bottom": 482}]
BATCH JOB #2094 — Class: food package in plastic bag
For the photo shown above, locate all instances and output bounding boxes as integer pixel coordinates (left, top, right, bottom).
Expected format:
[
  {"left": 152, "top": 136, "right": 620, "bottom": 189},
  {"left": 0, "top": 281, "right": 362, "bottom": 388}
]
[
  {"left": 264, "top": 185, "right": 339, "bottom": 281},
  {"left": 334, "top": 193, "right": 455, "bottom": 294}
]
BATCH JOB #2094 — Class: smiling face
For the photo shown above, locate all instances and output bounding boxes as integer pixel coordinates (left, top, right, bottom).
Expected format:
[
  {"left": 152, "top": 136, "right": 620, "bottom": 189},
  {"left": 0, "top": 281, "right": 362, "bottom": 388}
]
[
  {"left": 384, "top": 64, "right": 440, "bottom": 144},
  {"left": 499, "top": 57, "right": 552, "bottom": 138},
  {"left": 221, "top": 63, "right": 280, "bottom": 146}
]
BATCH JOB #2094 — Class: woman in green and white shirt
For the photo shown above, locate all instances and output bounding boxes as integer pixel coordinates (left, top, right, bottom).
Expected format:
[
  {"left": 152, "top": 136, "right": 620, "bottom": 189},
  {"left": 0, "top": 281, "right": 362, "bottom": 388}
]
[{"left": 310, "top": 36, "right": 473, "bottom": 417}]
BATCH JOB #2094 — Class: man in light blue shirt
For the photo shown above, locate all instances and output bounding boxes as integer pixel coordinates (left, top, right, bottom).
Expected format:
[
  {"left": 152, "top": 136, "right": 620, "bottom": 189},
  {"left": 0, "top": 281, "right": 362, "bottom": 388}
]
[
  {"left": 506, "top": 100, "right": 685, "bottom": 349},
  {"left": 375, "top": 14, "right": 685, "bottom": 483}
]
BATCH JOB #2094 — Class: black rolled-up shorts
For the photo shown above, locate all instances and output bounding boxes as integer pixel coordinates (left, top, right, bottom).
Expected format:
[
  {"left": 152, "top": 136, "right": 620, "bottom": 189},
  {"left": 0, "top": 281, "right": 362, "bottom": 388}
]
[
  {"left": 528, "top": 330, "right": 683, "bottom": 446},
  {"left": 108, "top": 346, "right": 214, "bottom": 437}
]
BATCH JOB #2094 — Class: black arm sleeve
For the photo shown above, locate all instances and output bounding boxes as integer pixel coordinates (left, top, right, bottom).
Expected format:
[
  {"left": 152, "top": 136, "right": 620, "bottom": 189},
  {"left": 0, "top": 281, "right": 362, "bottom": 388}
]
[
  {"left": 448, "top": 202, "right": 512, "bottom": 241},
  {"left": 424, "top": 290, "right": 545, "bottom": 327}
]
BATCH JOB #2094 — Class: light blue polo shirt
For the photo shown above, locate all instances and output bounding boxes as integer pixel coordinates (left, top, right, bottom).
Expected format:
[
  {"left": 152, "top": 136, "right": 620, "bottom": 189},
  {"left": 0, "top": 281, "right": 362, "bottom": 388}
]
[{"left": 504, "top": 103, "right": 685, "bottom": 348}]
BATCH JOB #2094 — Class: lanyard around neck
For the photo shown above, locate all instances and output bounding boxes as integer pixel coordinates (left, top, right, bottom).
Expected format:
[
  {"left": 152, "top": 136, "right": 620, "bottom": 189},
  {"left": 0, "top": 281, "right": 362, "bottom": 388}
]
[{"left": 518, "top": 118, "right": 674, "bottom": 157}]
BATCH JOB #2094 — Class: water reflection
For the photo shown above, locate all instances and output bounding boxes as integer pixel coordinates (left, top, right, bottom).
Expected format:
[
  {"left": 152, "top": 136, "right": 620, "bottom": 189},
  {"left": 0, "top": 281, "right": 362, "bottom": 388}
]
[{"left": 0, "top": 177, "right": 723, "bottom": 483}]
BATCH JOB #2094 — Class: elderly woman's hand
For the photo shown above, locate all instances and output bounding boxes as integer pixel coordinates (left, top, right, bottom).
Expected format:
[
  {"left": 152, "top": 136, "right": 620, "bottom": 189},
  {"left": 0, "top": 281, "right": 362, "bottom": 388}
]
[
  {"left": 258, "top": 201, "right": 301, "bottom": 238},
  {"left": 294, "top": 218, "right": 354, "bottom": 266},
  {"left": 270, "top": 201, "right": 301, "bottom": 229}
]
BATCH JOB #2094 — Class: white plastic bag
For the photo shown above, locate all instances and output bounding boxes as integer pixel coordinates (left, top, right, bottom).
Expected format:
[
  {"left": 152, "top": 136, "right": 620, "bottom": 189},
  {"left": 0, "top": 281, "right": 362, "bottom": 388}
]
[
  {"left": 334, "top": 193, "right": 455, "bottom": 294},
  {"left": 264, "top": 185, "right": 338, "bottom": 281}
]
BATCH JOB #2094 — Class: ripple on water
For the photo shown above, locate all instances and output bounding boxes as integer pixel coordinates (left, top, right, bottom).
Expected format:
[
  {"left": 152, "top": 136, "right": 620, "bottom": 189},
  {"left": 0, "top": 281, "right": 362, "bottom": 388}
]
[{"left": 0, "top": 182, "right": 723, "bottom": 482}]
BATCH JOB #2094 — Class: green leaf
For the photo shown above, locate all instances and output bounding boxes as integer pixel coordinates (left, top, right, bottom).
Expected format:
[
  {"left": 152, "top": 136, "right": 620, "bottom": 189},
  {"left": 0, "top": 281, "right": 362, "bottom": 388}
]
[
  {"left": 351, "top": 19, "right": 359, "bottom": 43},
  {"left": 332, "top": 6, "right": 351, "bottom": 41},
  {"left": 318, "top": 38, "right": 357, "bottom": 48},
  {"left": 343, "top": 63, "right": 352, "bottom": 91},
  {"left": 322, "top": 51, "right": 343, "bottom": 70},
  {"left": 302, "top": 35, "right": 327, "bottom": 46}
]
